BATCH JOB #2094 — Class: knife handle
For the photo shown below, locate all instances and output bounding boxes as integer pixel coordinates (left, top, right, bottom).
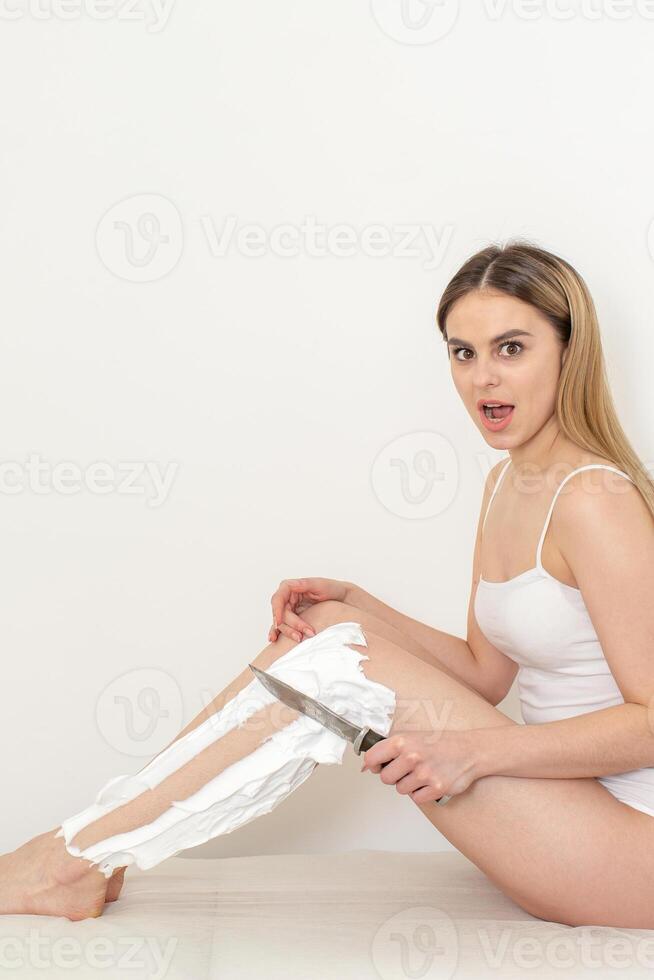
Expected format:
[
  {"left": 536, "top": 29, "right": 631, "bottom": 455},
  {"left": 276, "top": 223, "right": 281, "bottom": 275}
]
[
  {"left": 353, "top": 727, "right": 451, "bottom": 806},
  {"left": 352, "top": 725, "right": 385, "bottom": 755}
]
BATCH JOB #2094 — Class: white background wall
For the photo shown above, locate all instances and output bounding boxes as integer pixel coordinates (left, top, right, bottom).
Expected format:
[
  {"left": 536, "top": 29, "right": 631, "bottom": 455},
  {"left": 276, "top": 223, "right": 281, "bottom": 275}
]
[{"left": 0, "top": 0, "right": 652, "bottom": 858}]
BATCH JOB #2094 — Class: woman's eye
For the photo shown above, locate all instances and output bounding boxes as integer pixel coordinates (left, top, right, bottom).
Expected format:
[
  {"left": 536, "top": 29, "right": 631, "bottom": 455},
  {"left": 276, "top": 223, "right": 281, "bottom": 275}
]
[
  {"left": 452, "top": 341, "right": 523, "bottom": 362},
  {"left": 500, "top": 341, "right": 523, "bottom": 356}
]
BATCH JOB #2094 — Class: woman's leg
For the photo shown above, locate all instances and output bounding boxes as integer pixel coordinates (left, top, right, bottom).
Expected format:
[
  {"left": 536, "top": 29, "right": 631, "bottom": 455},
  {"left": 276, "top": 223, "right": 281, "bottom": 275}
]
[
  {"left": 4, "top": 599, "right": 654, "bottom": 925},
  {"left": 0, "top": 600, "right": 423, "bottom": 920},
  {"left": 304, "top": 604, "right": 654, "bottom": 929},
  {"left": 55, "top": 598, "right": 479, "bottom": 884},
  {"left": 98, "top": 596, "right": 469, "bottom": 907}
]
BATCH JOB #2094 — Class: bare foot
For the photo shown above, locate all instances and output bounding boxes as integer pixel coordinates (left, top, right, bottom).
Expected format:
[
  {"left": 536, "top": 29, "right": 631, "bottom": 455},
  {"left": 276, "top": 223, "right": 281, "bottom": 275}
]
[{"left": 0, "top": 828, "right": 111, "bottom": 920}]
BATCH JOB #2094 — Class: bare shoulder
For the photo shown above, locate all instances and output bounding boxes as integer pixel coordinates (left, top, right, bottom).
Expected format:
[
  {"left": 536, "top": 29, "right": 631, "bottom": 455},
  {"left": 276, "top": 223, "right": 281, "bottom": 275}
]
[
  {"left": 554, "top": 455, "right": 652, "bottom": 532},
  {"left": 564, "top": 452, "right": 633, "bottom": 479},
  {"left": 549, "top": 457, "right": 654, "bottom": 706}
]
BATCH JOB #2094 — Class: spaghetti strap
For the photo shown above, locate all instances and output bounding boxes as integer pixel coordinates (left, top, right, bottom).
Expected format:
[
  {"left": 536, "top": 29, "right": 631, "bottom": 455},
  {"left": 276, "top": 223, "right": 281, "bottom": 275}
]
[
  {"left": 481, "top": 458, "right": 512, "bottom": 534},
  {"left": 535, "top": 464, "right": 634, "bottom": 570}
]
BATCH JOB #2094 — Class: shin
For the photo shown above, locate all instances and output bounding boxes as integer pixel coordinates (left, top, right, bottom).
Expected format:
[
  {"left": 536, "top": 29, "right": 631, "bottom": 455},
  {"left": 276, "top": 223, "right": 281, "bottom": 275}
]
[{"left": 56, "top": 622, "right": 396, "bottom": 877}]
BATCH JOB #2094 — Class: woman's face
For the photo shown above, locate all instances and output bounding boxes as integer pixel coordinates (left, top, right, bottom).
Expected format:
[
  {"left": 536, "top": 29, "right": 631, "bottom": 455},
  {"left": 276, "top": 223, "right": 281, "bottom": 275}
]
[{"left": 444, "top": 289, "right": 567, "bottom": 448}]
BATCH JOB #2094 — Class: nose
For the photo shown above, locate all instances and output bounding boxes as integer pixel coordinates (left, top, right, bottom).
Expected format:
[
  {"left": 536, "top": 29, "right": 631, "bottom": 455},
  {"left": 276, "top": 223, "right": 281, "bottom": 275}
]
[{"left": 470, "top": 353, "right": 502, "bottom": 389}]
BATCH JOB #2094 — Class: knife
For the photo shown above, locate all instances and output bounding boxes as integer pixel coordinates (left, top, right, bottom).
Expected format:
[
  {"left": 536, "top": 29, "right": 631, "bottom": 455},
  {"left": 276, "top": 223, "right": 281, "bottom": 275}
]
[{"left": 248, "top": 662, "right": 451, "bottom": 806}]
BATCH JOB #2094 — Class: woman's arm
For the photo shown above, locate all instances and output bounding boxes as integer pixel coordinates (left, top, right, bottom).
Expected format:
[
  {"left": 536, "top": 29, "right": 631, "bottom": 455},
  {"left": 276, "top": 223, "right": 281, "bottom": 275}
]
[{"left": 475, "top": 703, "right": 654, "bottom": 779}]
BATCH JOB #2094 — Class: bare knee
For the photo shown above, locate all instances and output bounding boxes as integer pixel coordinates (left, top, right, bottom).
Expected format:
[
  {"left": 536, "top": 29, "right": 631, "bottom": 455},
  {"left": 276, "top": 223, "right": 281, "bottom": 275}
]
[
  {"left": 301, "top": 601, "right": 391, "bottom": 642},
  {"left": 299, "top": 602, "right": 433, "bottom": 667},
  {"left": 265, "top": 600, "right": 370, "bottom": 657},
  {"left": 301, "top": 600, "right": 364, "bottom": 633}
]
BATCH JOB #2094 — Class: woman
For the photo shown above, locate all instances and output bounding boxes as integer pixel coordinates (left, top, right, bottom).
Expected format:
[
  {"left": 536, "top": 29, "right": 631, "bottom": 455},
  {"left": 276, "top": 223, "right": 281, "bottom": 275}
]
[{"left": 2, "top": 241, "right": 653, "bottom": 927}]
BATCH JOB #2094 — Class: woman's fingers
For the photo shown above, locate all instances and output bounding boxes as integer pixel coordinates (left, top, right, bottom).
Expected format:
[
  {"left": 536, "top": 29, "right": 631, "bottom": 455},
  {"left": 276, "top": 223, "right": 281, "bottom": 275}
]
[
  {"left": 270, "top": 586, "right": 289, "bottom": 632},
  {"left": 270, "top": 580, "right": 318, "bottom": 642},
  {"left": 280, "top": 603, "right": 316, "bottom": 641},
  {"left": 271, "top": 580, "right": 304, "bottom": 632},
  {"left": 276, "top": 622, "right": 312, "bottom": 643},
  {"left": 268, "top": 610, "right": 315, "bottom": 644},
  {"left": 276, "top": 622, "right": 301, "bottom": 642}
]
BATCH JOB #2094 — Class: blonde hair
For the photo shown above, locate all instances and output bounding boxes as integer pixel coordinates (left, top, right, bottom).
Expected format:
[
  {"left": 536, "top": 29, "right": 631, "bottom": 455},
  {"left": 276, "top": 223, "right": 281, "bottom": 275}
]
[{"left": 436, "top": 240, "right": 654, "bottom": 517}]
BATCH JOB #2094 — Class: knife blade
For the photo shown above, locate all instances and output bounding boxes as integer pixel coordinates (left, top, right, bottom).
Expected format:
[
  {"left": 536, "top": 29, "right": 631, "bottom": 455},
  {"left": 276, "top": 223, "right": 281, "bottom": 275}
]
[{"left": 248, "top": 662, "right": 451, "bottom": 805}]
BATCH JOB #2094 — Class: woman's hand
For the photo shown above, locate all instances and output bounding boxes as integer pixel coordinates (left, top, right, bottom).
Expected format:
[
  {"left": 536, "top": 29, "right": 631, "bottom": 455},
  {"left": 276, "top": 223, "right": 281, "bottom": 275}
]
[
  {"left": 268, "top": 578, "right": 351, "bottom": 643},
  {"left": 360, "top": 729, "right": 485, "bottom": 804}
]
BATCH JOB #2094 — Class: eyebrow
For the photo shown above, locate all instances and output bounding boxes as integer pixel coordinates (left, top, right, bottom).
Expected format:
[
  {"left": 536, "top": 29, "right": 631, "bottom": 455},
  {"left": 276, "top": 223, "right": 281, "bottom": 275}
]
[{"left": 446, "top": 329, "right": 533, "bottom": 347}]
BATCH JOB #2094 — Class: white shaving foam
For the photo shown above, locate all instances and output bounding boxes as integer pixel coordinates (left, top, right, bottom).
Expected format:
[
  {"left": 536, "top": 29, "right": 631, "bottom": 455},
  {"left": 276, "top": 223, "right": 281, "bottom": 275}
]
[{"left": 56, "top": 621, "right": 396, "bottom": 876}]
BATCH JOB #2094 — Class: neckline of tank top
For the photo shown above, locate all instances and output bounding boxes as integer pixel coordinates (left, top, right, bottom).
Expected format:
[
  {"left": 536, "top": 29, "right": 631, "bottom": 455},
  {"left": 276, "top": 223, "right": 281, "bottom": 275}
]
[
  {"left": 478, "top": 564, "right": 583, "bottom": 593},
  {"left": 478, "top": 458, "right": 634, "bottom": 594}
]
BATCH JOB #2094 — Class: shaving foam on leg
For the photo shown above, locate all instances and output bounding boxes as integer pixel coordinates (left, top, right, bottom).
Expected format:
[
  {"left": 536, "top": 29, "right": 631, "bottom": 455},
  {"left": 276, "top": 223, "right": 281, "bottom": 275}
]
[{"left": 56, "top": 621, "right": 396, "bottom": 877}]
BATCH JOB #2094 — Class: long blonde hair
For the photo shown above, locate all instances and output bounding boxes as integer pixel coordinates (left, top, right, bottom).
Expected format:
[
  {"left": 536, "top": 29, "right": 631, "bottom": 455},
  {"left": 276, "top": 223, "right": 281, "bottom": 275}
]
[{"left": 436, "top": 240, "right": 654, "bottom": 517}]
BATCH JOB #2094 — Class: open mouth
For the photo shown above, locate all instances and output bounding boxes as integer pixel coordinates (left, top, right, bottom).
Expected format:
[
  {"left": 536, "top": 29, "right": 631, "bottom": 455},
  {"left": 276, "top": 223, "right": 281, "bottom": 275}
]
[
  {"left": 482, "top": 403, "right": 514, "bottom": 420},
  {"left": 477, "top": 401, "right": 515, "bottom": 430}
]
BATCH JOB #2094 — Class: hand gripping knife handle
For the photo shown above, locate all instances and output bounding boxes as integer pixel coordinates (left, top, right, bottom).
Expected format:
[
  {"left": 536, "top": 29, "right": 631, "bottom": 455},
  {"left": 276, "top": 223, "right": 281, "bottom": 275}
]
[{"left": 353, "top": 726, "right": 452, "bottom": 806}]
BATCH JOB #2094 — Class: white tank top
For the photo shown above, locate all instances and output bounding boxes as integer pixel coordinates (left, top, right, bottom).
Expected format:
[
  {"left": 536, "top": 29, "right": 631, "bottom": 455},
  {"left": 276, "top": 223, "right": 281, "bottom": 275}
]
[{"left": 474, "top": 458, "right": 654, "bottom": 818}]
